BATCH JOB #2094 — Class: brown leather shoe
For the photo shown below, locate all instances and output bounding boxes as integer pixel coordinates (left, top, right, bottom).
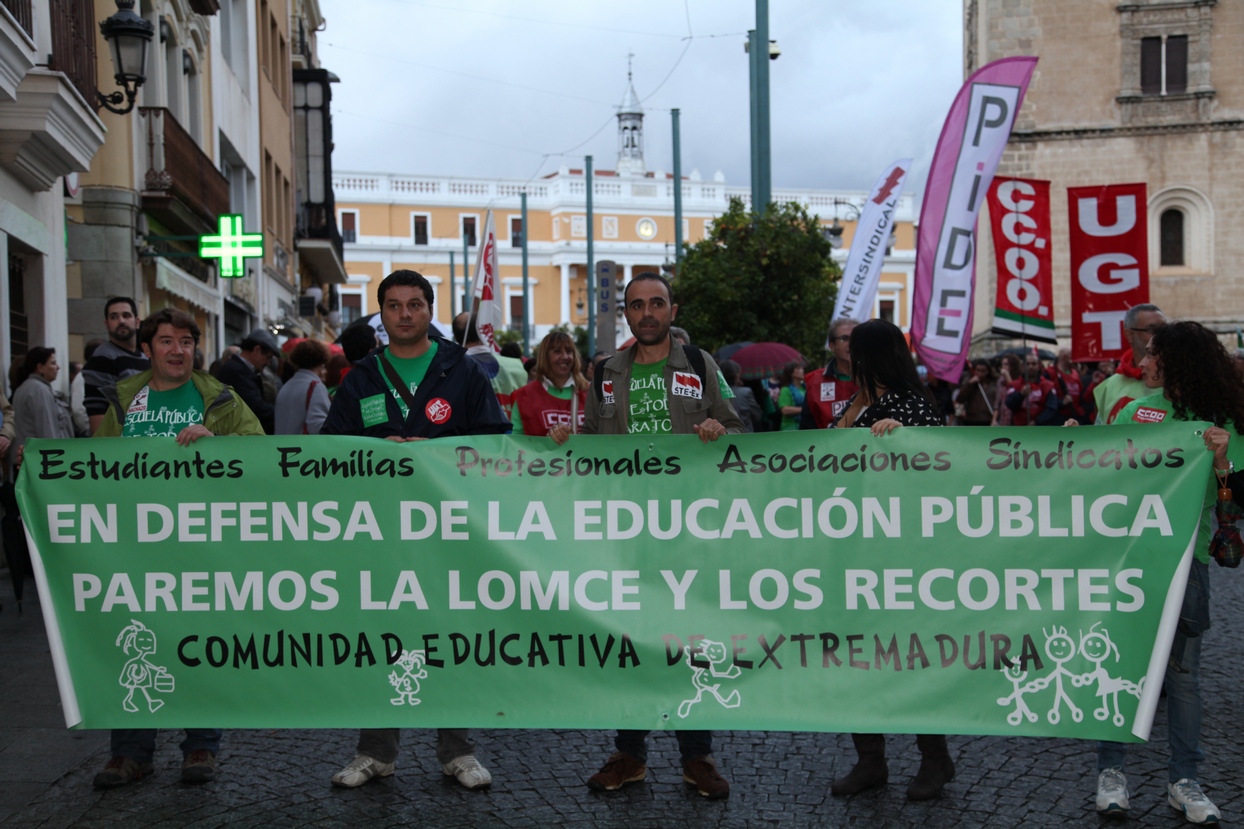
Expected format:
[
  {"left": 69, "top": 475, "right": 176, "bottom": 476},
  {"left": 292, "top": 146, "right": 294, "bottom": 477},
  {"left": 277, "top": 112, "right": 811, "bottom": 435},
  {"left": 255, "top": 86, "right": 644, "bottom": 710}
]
[
  {"left": 587, "top": 752, "right": 646, "bottom": 791},
  {"left": 682, "top": 756, "right": 730, "bottom": 800},
  {"left": 181, "top": 749, "right": 217, "bottom": 784},
  {"left": 93, "top": 756, "right": 155, "bottom": 789}
]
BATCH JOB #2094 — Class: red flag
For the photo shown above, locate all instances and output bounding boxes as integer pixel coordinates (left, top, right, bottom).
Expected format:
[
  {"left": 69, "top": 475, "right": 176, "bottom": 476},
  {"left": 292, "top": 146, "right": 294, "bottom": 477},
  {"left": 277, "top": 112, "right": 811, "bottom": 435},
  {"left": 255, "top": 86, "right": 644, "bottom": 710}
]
[
  {"left": 1067, "top": 184, "right": 1149, "bottom": 361},
  {"left": 987, "top": 178, "right": 1056, "bottom": 343}
]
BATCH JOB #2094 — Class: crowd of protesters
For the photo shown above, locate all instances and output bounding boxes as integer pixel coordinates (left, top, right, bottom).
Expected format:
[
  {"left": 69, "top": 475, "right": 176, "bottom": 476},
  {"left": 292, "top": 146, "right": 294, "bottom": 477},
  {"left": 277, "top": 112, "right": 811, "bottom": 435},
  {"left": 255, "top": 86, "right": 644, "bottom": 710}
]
[{"left": 0, "top": 281, "right": 1241, "bottom": 825}]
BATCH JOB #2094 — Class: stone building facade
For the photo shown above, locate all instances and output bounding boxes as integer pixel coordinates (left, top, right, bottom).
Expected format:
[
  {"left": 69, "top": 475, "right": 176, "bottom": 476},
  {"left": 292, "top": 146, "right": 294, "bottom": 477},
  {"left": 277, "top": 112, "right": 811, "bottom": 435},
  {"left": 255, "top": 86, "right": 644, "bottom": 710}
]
[{"left": 966, "top": 0, "right": 1244, "bottom": 347}]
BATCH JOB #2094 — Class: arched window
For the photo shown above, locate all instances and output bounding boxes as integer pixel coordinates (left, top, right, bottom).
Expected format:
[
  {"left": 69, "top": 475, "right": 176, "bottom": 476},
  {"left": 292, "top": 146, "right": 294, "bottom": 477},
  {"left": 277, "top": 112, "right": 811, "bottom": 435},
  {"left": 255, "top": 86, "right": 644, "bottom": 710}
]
[
  {"left": 1159, "top": 208, "right": 1184, "bottom": 267},
  {"left": 1148, "top": 186, "right": 1211, "bottom": 275}
]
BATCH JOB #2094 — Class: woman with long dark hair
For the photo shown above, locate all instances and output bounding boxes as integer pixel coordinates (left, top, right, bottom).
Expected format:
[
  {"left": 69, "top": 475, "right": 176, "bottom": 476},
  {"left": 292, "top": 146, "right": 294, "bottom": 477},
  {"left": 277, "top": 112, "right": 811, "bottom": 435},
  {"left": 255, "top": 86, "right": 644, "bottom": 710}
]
[
  {"left": 1092, "top": 321, "right": 1244, "bottom": 823},
  {"left": 830, "top": 320, "right": 953, "bottom": 801}
]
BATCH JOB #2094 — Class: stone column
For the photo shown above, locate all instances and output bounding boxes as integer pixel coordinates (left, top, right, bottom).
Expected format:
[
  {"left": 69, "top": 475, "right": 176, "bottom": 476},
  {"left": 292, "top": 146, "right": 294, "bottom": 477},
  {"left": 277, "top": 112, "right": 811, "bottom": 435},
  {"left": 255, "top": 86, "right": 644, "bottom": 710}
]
[{"left": 69, "top": 187, "right": 141, "bottom": 345}]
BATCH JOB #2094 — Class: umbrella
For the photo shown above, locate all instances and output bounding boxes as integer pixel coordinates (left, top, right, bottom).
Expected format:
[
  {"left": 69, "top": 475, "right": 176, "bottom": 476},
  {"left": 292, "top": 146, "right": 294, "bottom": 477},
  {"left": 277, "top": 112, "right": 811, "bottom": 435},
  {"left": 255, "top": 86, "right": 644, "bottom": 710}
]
[
  {"left": 713, "top": 342, "right": 754, "bottom": 363},
  {"left": 731, "top": 342, "right": 806, "bottom": 381},
  {"left": 992, "top": 346, "right": 1058, "bottom": 361}
]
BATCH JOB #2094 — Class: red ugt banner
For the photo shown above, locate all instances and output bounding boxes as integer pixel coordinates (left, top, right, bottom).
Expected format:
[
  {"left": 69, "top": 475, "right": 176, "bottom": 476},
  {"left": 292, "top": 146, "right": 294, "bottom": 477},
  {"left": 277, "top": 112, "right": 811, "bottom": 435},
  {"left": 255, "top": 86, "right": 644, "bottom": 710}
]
[
  {"left": 1067, "top": 183, "right": 1149, "bottom": 361},
  {"left": 987, "top": 178, "right": 1056, "bottom": 343}
]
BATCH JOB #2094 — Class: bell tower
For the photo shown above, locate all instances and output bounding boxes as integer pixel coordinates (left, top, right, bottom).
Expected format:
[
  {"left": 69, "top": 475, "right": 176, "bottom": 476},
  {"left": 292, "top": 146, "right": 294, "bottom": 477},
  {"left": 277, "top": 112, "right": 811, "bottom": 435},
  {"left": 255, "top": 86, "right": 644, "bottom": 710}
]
[{"left": 616, "top": 55, "right": 645, "bottom": 176}]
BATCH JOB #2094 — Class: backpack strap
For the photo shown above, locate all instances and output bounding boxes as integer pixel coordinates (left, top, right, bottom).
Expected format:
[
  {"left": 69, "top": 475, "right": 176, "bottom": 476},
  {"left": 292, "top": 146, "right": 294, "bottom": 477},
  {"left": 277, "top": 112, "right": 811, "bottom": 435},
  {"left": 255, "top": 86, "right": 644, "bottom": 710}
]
[
  {"left": 682, "top": 344, "right": 707, "bottom": 387},
  {"left": 593, "top": 359, "right": 607, "bottom": 401}
]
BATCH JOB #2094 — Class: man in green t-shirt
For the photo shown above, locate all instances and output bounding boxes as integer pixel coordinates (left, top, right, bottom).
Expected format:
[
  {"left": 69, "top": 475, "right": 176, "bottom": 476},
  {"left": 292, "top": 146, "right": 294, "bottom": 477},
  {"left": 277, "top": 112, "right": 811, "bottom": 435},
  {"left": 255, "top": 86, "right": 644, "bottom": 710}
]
[
  {"left": 322, "top": 269, "right": 508, "bottom": 793},
  {"left": 91, "top": 308, "right": 263, "bottom": 790},
  {"left": 571, "top": 272, "right": 743, "bottom": 800}
]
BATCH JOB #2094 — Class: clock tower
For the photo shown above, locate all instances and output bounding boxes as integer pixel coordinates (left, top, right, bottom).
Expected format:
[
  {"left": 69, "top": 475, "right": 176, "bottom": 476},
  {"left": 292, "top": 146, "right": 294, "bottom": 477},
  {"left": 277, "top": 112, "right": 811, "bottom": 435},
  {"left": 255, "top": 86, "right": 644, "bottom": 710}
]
[{"left": 616, "top": 57, "right": 645, "bottom": 176}]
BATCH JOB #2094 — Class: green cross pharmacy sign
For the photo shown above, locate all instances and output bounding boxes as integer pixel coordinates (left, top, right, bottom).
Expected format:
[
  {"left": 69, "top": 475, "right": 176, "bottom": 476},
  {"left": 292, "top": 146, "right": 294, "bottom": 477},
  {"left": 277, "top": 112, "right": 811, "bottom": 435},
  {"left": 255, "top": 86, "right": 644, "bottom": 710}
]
[{"left": 198, "top": 214, "right": 264, "bottom": 278}]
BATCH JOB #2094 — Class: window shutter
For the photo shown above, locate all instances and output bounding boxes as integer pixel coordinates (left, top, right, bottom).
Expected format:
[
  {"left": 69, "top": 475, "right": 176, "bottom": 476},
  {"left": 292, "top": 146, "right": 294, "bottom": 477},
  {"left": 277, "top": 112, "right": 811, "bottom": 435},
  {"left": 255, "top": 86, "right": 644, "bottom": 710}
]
[
  {"left": 1140, "top": 37, "right": 1162, "bottom": 94},
  {"left": 1159, "top": 209, "right": 1184, "bottom": 267},
  {"left": 1165, "top": 35, "right": 1188, "bottom": 94}
]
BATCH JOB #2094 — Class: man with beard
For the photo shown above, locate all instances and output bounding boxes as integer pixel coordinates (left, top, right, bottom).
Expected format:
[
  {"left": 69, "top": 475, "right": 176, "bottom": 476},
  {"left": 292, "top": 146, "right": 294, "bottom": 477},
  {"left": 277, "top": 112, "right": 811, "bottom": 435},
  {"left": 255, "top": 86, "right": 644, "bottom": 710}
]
[
  {"left": 83, "top": 297, "right": 148, "bottom": 434},
  {"left": 560, "top": 271, "right": 743, "bottom": 799}
]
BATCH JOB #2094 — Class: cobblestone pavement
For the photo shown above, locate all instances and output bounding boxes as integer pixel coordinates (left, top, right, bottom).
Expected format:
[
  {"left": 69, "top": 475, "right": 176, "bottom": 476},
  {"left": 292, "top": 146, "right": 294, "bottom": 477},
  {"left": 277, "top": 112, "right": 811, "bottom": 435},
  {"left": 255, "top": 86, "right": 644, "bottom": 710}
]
[{"left": 1, "top": 568, "right": 1241, "bottom": 829}]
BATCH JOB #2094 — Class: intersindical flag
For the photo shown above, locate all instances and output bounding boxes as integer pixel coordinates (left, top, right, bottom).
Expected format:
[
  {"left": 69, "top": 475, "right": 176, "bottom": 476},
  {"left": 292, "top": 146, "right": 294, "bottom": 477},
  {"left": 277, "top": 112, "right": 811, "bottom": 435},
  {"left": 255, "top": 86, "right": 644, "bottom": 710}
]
[{"left": 831, "top": 158, "right": 912, "bottom": 324}]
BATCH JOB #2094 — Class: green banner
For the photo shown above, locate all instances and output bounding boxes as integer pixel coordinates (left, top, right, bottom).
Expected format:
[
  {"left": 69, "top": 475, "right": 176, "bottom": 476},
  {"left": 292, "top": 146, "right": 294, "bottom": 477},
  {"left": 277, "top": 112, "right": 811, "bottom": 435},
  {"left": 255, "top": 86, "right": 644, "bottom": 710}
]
[{"left": 17, "top": 425, "right": 1210, "bottom": 741}]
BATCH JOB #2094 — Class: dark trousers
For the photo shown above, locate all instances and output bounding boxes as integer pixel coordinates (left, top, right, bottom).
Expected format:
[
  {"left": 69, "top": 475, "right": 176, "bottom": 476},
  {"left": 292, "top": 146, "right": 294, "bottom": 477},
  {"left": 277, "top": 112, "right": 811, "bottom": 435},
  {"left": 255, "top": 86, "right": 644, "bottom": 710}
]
[
  {"left": 614, "top": 729, "right": 712, "bottom": 763},
  {"left": 111, "top": 728, "right": 222, "bottom": 764}
]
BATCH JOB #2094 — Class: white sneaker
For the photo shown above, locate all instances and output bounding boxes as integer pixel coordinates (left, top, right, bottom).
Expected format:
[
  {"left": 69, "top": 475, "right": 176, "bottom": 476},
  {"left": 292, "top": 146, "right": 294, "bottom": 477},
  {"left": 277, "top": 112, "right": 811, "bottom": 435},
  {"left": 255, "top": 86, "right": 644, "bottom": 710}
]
[
  {"left": 442, "top": 754, "right": 491, "bottom": 789},
  {"left": 1168, "top": 779, "right": 1221, "bottom": 824},
  {"left": 1096, "top": 768, "right": 1129, "bottom": 815},
  {"left": 331, "top": 754, "right": 395, "bottom": 788}
]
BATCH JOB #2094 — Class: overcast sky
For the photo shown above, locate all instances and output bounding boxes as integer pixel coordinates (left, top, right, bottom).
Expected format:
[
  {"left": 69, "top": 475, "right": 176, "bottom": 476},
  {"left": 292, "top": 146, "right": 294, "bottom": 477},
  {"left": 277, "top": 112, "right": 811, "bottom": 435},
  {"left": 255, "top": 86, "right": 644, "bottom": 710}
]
[{"left": 317, "top": 1, "right": 964, "bottom": 195}]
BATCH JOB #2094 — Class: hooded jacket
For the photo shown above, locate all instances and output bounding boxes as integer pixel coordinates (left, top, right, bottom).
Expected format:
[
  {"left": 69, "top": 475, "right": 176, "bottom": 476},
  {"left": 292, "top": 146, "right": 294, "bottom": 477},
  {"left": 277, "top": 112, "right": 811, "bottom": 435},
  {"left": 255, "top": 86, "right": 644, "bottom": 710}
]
[
  {"left": 321, "top": 336, "right": 510, "bottom": 439},
  {"left": 95, "top": 369, "right": 264, "bottom": 437}
]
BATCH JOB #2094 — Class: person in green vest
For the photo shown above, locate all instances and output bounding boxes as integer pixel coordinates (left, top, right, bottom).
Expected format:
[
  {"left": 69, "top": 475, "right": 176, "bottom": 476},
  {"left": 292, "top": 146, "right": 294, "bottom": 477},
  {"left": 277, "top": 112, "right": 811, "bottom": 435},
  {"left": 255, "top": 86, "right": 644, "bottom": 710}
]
[
  {"left": 1093, "top": 320, "right": 1244, "bottom": 825},
  {"left": 92, "top": 307, "right": 262, "bottom": 789},
  {"left": 1093, "top": 303, "right": 1164, "bottom": 424}
]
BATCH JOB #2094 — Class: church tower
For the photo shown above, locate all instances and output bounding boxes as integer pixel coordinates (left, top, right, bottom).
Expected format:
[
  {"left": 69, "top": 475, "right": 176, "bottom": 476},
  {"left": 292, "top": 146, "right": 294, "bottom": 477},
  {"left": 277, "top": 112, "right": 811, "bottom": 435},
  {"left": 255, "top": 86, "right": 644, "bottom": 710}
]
[{"left": 616, "top": 57, "right": 645, "bottom": 176}]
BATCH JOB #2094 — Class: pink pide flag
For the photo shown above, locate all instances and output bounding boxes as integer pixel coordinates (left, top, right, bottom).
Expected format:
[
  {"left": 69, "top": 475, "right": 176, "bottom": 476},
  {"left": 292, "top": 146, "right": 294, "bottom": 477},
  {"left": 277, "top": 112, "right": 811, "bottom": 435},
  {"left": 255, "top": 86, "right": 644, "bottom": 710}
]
[
  {"left": 467, "top": 210, "right": 502, "bottom": 352},
  {"left": 911, "top": 56, "right": 1038, "bottom": 381}
]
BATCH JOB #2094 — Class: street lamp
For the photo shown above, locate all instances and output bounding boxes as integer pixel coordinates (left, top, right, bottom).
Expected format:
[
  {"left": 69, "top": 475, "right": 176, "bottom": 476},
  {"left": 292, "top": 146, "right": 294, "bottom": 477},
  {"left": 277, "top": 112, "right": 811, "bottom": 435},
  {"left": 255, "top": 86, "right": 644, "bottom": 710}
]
[
  {"left": 821, "top": 199, "right": 861, "bottom": 250},
  {"left": 97, "top": 0, "right": 155, "bottom": 115}
]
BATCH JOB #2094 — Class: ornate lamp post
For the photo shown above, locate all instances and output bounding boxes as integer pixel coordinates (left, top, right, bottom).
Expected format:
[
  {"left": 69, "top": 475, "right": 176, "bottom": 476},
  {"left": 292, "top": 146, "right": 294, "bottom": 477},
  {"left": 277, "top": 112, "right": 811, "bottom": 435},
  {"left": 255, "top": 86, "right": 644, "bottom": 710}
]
[{"left": 97, "top": 0, "right": 155, "bottom": 115}]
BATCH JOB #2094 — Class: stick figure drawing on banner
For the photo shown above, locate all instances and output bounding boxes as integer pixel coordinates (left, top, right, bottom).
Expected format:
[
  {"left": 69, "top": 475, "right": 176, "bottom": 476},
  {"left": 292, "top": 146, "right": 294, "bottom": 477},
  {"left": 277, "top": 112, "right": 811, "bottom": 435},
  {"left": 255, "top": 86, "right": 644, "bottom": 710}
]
[
  {"left": 677, "top": 639, "right": 742, "bottom": 719},
  {"left": 997, "top": 662, "right": 1039, "bottom": 725},
  {"left": 388, "top": 650, "right": 427, "bottom": 706},
  {"left": 1041, "top": 625, "right": 1083, "bottom": 724},
  {"left": 1073, "top": 623, "right": 1144, "bottom": 727},
  {"left": 116, "top": 619, "right": 174, "bottom": 713}
]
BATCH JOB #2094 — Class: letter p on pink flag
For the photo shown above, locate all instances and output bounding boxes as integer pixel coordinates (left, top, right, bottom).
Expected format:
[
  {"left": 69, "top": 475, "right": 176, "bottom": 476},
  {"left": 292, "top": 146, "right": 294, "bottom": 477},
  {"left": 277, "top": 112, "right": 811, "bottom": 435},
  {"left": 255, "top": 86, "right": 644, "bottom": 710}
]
[{"left": 911, "top": 56, "right": 1038, "bottom": 382}]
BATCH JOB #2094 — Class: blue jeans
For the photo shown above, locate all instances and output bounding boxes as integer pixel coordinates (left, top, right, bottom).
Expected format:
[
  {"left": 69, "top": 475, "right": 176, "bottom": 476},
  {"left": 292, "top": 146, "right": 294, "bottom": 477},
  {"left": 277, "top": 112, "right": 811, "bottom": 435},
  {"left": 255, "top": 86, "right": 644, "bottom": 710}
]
[
  {"left": 1098, "top": 559, "right": 1208, "bottom": 783},
  {"left": 614, "top": 729, "right": 712, "bottom": 763},
  {"left": 111, "top": 729, "right": 223, "bottom": 764}
]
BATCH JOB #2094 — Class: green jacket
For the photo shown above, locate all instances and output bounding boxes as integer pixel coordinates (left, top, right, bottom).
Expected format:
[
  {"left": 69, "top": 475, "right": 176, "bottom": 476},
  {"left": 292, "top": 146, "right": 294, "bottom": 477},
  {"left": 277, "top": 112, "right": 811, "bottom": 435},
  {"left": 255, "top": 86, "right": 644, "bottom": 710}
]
[{"left": 95, "top": 369, "right": 264, "bottom": 438}]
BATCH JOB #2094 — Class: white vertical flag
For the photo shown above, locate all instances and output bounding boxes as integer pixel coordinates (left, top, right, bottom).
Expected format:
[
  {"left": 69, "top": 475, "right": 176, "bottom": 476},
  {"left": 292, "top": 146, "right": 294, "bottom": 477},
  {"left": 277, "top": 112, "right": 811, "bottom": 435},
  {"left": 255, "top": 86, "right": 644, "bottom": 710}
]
[
  {"left": 831, "top": 158, "right": 912, "bottom": 323},
  {"left": 467, "top": 210, "right": 502, "bottom": 352}
]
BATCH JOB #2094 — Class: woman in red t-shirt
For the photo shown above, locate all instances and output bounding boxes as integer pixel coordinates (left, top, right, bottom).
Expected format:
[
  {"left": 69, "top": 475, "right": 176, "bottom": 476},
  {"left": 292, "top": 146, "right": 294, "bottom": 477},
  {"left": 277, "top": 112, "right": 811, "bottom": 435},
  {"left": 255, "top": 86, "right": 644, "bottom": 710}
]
[{"left": 510, "top": 331, "right": 588, "bottom": 438}]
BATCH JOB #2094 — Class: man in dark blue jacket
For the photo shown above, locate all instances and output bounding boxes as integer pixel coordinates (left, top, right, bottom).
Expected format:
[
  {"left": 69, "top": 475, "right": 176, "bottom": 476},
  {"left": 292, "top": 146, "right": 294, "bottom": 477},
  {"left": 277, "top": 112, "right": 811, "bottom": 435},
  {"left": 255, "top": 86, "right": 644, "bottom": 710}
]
[{"left": 322, "top": 269, "right": 508, "bottom": 792}]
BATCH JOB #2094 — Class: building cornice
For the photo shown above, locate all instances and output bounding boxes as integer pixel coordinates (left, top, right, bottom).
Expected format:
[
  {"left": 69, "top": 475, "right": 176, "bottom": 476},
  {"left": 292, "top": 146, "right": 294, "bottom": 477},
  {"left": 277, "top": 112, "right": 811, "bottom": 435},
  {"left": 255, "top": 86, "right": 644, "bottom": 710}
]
[
  {"left": 1010, "top": 119, "right": 1244, "bottom": 143},
  {"left": 333, "top": 171, "right": 920, "bottom": 223}
]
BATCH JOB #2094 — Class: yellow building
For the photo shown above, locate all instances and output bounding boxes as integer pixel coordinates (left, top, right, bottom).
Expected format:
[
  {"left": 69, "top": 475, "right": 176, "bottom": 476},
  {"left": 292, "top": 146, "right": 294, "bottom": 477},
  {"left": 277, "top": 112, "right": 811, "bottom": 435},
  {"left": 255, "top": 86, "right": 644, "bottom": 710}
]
[{"left": 334, "top": 75, "right": 919, "bottom": 353}]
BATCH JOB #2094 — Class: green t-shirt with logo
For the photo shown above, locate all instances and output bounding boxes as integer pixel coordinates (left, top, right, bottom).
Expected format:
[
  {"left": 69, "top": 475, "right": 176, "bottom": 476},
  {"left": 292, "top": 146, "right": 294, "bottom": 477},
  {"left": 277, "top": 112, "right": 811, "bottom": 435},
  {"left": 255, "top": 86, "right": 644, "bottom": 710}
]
[
  {"left": 1116, "top": 391, "right": 1244, "bottom": 565},
  {"left": 121, "top": 382, "right": 205, "bottom": 438},
  {"left": 376, "top": 343, "right": 438, "bottom": 418},
  {"left": 628, "top": 359, "right": 671, "bottom": 434}
]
